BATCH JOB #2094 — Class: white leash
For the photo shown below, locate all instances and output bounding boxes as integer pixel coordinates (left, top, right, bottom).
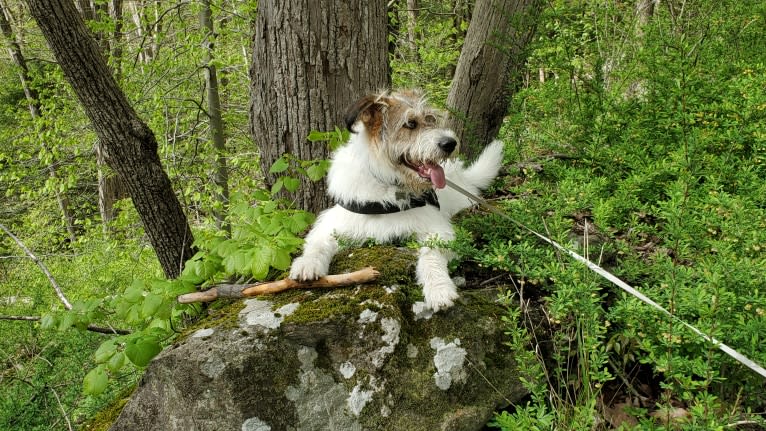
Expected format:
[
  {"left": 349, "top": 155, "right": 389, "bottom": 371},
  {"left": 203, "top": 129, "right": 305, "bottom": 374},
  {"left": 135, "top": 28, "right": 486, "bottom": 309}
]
[{"left": 446, "top": 178, "right": 766, "bottom": 379}]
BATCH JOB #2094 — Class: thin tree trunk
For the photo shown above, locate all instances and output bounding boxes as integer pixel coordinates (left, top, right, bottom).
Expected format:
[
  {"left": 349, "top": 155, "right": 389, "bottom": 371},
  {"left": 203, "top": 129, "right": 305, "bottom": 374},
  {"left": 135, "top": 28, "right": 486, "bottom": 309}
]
[
  {"left": 110, "top": 0, "right": 123, "bottom": 77},
  {"left": 84, "top": 0, "right": 127, "bottom": 232},
  {"left": 26, "top": 0, "right": 195, "bottom": 279},
  {"left": 0, "top": 4, "right": 77, "bottom": 242},
  {"left": 201, "top": 0, "right": 230, "bottom": 234},
  {"left": 637, "top": 0, "right": 658, "bottom": 30},
  {"left": 405, "top": 0, "right": 419, "bottom": 61},
  {"left": 250, "top": 0, "right": 389, "bottom": 213},
  {"left": 446, "top": 0, "right": 543, "bottom": 159}
]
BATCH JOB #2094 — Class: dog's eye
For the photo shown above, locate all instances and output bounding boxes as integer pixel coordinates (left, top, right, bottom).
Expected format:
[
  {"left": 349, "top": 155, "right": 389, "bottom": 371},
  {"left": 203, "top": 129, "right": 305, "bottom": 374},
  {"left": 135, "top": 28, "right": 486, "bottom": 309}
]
[{"left": 403, "top": 119, "right": 418, "bottom": 129}]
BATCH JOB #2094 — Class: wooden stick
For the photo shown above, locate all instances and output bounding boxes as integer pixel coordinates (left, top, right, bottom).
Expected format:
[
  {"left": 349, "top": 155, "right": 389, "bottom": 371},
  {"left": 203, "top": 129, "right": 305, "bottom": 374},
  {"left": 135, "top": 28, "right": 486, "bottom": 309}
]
[{"left": 177, "top": 267, "right": 380, "bottom": 304}]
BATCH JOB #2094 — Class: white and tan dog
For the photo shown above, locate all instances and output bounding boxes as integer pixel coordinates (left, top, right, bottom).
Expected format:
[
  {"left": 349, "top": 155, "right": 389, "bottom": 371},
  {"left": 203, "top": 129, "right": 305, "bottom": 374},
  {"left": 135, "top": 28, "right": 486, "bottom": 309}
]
[{"left": 289, "top": 89, "right": 504, "bottom": 311}]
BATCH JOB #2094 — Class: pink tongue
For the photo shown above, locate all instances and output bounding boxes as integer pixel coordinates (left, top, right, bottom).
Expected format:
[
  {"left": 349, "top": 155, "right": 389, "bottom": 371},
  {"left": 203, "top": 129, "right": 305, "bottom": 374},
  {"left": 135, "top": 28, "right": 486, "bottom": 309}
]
[{"left": 419, "top": 163, "right": 446, "bottom": 189}]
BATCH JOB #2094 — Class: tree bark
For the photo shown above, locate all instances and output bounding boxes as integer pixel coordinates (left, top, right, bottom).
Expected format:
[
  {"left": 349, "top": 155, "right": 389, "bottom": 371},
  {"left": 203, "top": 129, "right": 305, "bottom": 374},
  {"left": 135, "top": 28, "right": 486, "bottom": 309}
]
[
  {"left": 0, "top": 4, "right": 78, "bottom": 242},
  {"left": 250, "top": 0, "right": 390, "bottom": 213},
  {"left": 82, "top": 0, "right": 127, "bottom": 232},
  {"left": 405, "top": 0, "right": 419, "bottom": 61},
  {"left": 110, "top": 0, "right": 124, "bottom": 77},
  {"left": 26, "top": 0, "right": 195, "bottom": 279},
  {"left": 446, "top": 0, "right": 543, "bottom": 159},
  {"left": 201, "top": 0, "right": 230, "bottom": 234}
]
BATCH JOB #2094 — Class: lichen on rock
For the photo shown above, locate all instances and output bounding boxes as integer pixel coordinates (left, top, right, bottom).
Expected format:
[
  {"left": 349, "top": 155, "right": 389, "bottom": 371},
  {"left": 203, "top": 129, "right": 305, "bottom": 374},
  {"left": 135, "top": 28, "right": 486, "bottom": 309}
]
[{"left": 430, "top": 337, "right": 468, "bottom": 390}]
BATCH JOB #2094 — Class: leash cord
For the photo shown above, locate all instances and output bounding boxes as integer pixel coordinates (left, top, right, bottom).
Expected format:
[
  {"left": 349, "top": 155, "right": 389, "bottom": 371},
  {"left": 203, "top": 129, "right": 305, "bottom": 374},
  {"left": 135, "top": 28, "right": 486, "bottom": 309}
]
[{"left": 445, "top": 179, "right": 766, "bottom": 379}]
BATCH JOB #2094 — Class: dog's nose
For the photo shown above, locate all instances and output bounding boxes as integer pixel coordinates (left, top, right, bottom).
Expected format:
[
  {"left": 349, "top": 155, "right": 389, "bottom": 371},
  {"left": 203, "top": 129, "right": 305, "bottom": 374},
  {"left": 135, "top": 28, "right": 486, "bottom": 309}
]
[{"left": 438, "top": 137, "right": 457, "bottom": 154}]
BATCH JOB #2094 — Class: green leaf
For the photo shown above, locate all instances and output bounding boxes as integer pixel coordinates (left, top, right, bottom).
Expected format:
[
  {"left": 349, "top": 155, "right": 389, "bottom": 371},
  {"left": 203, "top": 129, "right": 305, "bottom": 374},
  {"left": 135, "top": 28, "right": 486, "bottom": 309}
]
[
  {"left": 253, "top": 189, "right": 271, "bottom": 201},
  {"left": 224, "top": 250, "right": 250, "bottom": 275},
  {"left": 283, "top": 176, "right": 301, "bottom": 192},
  {"left": 287, "top": 212, "right": 313, "bottom": 233},
  {"left": 305, "top": 161, "right": 329, "bottom": 181},
  {"left": 271, "top": 178, "right": 284, "bottom": 195},
  {"left": 251, "top": 246, "right": 273, "bottom": 279},
  {"left": 125, "top": 336, "right": 162, "bottom": 367},
  {"left": 271, "top": 248, "right": 292, "bottom": 271},
  {"left": 58, "top": 313, "right": 75, "bottom": 331},
  {"left": 141, "top": 292, "right": 163, "bottom": 317},
  {"left": 83, "top": 366, "right": 108, "bottom": 395},
  {"left": 214, "top": 239, "right": 239, "bottom": 258},
  {"left": 39, "top": 314, "right": 56, "bottom": 330},
  {"left": 124, "top": 280, "right": 145, "bottom": 303},
  {"left": 306, "top": 130, "right": 330, "bottom": 142},
  {"left": 94, "top": 340, "right": 117, "bottom": 363},
  {"left": 269, "top": 157, "right": 289, "bottom": 173},
  {"left": 114, "top": 300, "right": 131, "bottom": 320},
  {"left": 106, "top": 351, "right": 126, "bottom": 373}
]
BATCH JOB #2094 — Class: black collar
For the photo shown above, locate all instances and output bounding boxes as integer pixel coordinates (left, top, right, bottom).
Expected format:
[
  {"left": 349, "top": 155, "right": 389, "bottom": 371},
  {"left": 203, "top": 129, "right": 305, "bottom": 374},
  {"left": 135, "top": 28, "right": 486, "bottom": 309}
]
[{"left": 339, "top": 189, "right": 440, "bottom": 214}]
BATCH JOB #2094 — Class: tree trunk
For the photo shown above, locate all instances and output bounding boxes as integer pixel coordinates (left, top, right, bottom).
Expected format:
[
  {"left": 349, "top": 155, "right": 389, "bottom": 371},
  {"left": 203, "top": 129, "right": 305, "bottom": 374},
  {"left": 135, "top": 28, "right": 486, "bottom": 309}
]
[
  {"left": 446, "top": 0, "right": 543, "bottom": 159},
  {"left": 0, "top": 4, "right": 78, "bottom": 243},
  {"left": 26, "top": 0, "right": 195, "bottom": 279},
  {"left": 201, "top": 0, "right": 230, "bottom": 234},
  {"left": 405, "top": 0, "right": 419, "bottom": 61},
  {"left": 250, "top": 0, "right": 390, "bottom": 213},
  {"left": 97, "top": 0, "right": 126, "bottom": 232},
  {"left": 110, "top": 0, "right": 124, "bottom": 77},
  {"left": 637, "top": 0, "right": 658, "bottom": 29},
  {"left": 81, "top": 0, "right": 127, "bottom": 232}
]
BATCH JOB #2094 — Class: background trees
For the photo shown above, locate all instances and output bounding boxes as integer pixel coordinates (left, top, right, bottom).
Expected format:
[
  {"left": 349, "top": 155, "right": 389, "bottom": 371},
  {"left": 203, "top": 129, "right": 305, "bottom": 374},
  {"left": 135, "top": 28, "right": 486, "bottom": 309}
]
[{"left": 26, "top": 0, "right": 194, "bottom": 279}]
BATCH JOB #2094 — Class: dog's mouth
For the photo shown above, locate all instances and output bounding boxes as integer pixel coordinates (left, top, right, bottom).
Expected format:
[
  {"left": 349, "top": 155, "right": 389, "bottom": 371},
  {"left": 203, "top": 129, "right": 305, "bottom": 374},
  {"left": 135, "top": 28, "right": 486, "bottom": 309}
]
[{"left": 400, "top": 156, "right": 446, "bottom": 189}]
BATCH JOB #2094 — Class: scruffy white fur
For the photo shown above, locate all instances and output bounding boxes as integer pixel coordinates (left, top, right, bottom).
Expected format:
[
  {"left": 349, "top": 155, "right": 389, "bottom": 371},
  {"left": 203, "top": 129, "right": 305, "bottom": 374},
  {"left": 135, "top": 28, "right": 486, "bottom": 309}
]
[{"left": 290, "top": 90, "right": 504, "bottom": 311}]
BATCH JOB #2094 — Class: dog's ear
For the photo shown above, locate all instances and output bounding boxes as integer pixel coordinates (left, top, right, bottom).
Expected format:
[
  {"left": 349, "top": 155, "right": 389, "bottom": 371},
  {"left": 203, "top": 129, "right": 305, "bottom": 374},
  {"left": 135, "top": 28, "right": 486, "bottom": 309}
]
[{"left": 344, "top": 94, "right": 387, "bottom": 134}]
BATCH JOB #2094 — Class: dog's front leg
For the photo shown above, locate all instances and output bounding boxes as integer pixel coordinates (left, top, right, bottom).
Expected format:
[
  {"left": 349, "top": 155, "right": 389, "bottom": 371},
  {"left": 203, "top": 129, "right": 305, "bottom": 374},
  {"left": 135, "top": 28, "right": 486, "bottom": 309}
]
[
  {"left": 289, "top": 211, "right": 340, "bottom": 281},
  {"left": 416, "top": 237, "right": 459, "bottom": 312}
]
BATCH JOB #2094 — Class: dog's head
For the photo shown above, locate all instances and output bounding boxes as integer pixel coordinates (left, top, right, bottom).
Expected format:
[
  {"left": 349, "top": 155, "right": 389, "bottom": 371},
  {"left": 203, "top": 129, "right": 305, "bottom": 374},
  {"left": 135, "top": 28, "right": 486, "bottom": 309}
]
[{"left": 344, "top": 89, "right": 458, "bottom": 190}]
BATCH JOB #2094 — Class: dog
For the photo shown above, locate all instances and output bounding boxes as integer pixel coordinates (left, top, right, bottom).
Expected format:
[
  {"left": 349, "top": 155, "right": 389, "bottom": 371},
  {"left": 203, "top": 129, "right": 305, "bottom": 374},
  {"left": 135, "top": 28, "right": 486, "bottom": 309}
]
[{"left": 289, "top": 89, "right": 504, "bottom": 311}]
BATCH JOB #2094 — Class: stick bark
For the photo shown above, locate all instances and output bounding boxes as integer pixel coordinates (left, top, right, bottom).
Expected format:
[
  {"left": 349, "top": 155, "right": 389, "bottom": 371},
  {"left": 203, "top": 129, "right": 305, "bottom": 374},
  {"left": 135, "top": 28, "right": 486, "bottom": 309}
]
[{"left": 177, "top": 267, "right": 380, "bottom": 304}]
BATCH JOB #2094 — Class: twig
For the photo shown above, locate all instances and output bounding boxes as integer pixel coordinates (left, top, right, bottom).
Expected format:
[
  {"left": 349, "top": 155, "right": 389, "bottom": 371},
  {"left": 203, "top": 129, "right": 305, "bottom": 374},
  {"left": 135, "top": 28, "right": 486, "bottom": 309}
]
[
  {"left": 50, "top": 387, "right": 73, "bottom": 431},
  {"left": 0, "top": 315, "right": 131, "bottom": 335},
  {"left": 177, "top": 267, "right": 380, "bottom": 304},
  {"left": 0, "top": 223, "right": 72, "bottom": 310},
  {"left": 479, "top": 273, "right": 507, "bottom": 286}
]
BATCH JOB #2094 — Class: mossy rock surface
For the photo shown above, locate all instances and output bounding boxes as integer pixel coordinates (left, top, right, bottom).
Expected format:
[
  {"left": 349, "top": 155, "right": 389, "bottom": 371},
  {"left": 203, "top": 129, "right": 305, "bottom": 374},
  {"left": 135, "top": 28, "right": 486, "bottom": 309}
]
[{"left": 109, "top": 246, "right": 527, "bottom": 431}]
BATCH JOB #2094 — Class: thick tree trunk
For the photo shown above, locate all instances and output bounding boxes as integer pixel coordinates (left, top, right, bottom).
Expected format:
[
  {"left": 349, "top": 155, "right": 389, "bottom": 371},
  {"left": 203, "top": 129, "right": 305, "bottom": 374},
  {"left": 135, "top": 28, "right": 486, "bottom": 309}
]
[
  {"left": 201, "top": 0, "right": 230, "bottom": 234},
  {"left": 26, "top": 0, "right": 194, "bottom": 279},
  {"left": 0, "top": 4, "right": 77, "bottom": 242},
  {"left": 446, "top": 0, "right": 543, "bottom": 159},
  {"left": 250, "top": 0, "right": 389, "bottom": 213}
]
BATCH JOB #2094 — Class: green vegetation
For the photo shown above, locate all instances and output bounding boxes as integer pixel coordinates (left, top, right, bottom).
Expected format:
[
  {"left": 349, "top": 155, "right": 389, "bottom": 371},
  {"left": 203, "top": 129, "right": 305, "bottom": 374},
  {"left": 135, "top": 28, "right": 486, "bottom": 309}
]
[{"left": 1, "top": 0, "right": 765, "bottom": 429}]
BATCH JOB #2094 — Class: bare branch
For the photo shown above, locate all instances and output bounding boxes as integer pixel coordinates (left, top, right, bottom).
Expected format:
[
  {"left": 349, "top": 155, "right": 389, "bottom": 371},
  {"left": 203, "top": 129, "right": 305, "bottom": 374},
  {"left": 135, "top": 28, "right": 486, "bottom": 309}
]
[
  {"left": 0, "top": 223, "right": 72, "bottom": 310},
  {"left": 0, "top": 315, "right": 131, "bottom": 335},
  {"left": 50, "top": 387, "right": 73, "bottom": 431}
]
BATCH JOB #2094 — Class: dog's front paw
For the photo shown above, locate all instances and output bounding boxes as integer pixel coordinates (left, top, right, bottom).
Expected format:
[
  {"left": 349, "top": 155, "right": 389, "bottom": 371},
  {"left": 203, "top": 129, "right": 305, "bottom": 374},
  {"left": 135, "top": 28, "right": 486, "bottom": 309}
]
[
  {"left": 289, "top": 256, "right": 328, "bottom": 281},
  {"left": 423, "top": 281, "right": 459, "bottom": 312}
]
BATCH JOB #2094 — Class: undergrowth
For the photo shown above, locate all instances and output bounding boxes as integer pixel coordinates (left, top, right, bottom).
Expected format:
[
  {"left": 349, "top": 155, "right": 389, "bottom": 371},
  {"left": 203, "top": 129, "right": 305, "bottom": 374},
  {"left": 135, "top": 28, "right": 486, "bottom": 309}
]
[{"left": 456, "top": 0, "right": 766, "bottom": 429}]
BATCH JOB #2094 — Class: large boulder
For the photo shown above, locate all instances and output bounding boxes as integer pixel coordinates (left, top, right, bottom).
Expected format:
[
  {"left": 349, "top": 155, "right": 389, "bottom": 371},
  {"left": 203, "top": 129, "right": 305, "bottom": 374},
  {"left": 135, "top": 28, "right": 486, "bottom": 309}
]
[{"left": 110, "top": 247, "right": 527, "bottom": 431}]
